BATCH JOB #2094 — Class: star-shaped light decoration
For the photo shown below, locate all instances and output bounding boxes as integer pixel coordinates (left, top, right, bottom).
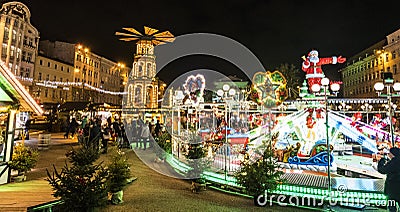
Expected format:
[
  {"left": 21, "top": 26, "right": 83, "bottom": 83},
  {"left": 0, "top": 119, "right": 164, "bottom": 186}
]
[{"left": 251, "top": 71, "right": 288, "bottom": 108}]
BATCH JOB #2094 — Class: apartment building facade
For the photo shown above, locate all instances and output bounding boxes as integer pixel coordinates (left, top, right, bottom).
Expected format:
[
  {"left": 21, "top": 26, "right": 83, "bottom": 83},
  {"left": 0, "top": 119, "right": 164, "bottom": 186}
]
[
  {"left": 340, "top": 28, "right": 400, "bottom": 99},
  {"left": 0, "top": 1, "right": 39, "bottom": 91}
]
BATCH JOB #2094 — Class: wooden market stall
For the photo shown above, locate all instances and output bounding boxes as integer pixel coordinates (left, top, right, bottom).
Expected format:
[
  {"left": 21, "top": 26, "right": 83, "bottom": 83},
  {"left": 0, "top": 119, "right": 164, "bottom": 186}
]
[{"left": 0, "top": 61, "right": 43, "bottom": 184}]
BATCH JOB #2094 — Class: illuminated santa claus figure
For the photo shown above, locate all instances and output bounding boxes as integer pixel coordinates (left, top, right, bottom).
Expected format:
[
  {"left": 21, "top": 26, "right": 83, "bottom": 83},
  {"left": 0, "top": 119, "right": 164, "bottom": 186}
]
[{"left": 302, "top": 50, "right": 346, "bottom": 90}]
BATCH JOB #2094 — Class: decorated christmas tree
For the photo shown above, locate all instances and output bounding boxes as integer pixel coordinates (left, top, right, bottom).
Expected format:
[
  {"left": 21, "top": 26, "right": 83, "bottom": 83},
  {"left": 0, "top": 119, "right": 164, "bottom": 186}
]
[
  {"left": 106, "top": 150, "right": 132, "bottom": 204},
  {"left": 185, "top": 130, "right": 208, "bottom": 182},
  {"left": 46, "top": 144, "right": 108, "bottom": 212},
  {"left": 234, "top": 134, "right": 285, "bottom": 206}
]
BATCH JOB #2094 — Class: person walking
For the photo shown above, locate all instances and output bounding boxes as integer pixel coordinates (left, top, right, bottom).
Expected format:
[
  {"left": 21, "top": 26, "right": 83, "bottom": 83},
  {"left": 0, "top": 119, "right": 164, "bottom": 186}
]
[
  {"left": 140, "top": 121, "right": 151, "bottom": 150},
  {"left": 64, "top": 117, "right": 71, "bottom": 139},
  {"left": 112, "top": 119, "right": 123, "bottom": 148},
  {"left": 24, "top": 118, "right": 31, "bottom": 140},
  {"left": 69, "top": 117, "right": 79, "bottom": 139},
  {"left": 134, "top": 119, "right": 143, "bottom": 149},
  {"left": 154, "top": 120, "right": 162, "bottom": 138},
  {"left": 89, "top": 119, "right": 102, "bottom": 152},
  {"left": 378, "top": 147, "right": 400, "bottom": 212},
  {"left": 101, "top": 123, "right": 111, "bottom": 154}
]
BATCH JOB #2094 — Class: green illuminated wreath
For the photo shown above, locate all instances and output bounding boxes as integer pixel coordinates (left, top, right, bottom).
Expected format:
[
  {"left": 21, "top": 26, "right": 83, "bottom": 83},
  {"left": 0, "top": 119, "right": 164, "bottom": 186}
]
[{"left": 251, "top": 71, "right": 288, "bottom": 108}]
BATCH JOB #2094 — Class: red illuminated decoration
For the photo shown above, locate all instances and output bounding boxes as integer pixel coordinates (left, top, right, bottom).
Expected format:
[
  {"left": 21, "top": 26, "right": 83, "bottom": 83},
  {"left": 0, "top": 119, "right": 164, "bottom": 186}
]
[
  {"left": 350, "top": 112, "right": 363, "bottom": 133},
  {"left": 301, "top": 50, "right": 346, "bottom": 91}
]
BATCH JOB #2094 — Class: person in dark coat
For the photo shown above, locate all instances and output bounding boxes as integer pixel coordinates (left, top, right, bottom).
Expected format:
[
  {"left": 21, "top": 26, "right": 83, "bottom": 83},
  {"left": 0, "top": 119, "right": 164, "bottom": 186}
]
[
  {"left": 69, "top": 118, "right": 79, "bottom": 138},
  {"left": 89, "top": 119, "right": 102, "bottom": 151},
  {"left": 24, "top": 119, "right": 31, "bottom": 140},
  {"left": 64, "top": 117, "right": 71, "bottom": 139},
  {"left": 378, "top": 147, "right": 400, "bottom": 212},
  {"left": 101, "top": 124, "right": 111, "bottom": 154}
]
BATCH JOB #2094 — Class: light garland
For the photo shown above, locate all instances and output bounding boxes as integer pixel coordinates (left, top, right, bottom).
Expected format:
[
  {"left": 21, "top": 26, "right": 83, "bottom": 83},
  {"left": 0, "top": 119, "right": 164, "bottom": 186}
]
[{"left": 15, "top": 76, "right": 126, "bottom": 95}]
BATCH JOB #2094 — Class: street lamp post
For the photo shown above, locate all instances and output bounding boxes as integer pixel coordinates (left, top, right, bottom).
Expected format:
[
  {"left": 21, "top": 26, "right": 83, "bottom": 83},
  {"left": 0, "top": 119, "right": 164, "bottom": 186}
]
[
  {"left": 311, "top": 78, "right": 340, "bottom": 209},
  {"left": 74, "top": 68, "right": 84, "bottom": 101},
  {"left": 217, "top": 84, "right": 236, "bottom": 180},
  {"left": 374, "top": 79, "right": 400, "bottom": 147},
  {"left": 174, "top": 90, "right": 185, "bottom": 159}
]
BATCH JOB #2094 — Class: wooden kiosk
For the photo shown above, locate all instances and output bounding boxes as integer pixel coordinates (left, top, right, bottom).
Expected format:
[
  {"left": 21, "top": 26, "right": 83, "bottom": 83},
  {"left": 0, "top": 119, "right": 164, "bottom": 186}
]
[{"left": 0, "top": 61, "right": 43, "bottom": 184}]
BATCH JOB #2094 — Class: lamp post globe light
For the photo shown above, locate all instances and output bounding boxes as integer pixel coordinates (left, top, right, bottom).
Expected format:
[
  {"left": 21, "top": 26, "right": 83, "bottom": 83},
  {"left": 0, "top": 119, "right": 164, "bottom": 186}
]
[
  {"left": 361, "top": 103, "right": 373, "bottom": 124},
  {"left": 173, "top": 89, "right": 185, "bottom": 158},
  {"left": 374, "top": 80, "right": 400, "bottom": 147},
  {"left": 216, "top": 83, "right": 237, "bottom": 180}
]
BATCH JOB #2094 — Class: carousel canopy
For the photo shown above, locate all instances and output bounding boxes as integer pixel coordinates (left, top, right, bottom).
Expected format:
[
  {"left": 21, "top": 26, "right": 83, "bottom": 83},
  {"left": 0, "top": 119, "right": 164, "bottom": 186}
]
[{"left": 0, "top": 61, "right": 43, "bottom": 115}]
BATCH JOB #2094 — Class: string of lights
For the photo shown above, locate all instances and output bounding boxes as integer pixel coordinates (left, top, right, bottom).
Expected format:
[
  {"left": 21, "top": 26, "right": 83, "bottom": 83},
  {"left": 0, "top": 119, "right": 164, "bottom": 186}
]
[{"left": 15, "top": 76, "right": 127, "bottom": 95}]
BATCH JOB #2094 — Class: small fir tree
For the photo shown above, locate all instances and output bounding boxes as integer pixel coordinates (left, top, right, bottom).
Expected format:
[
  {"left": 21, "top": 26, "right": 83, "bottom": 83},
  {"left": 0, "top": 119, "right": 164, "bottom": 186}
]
[
  {"left": 185, "top": 131, "right": 208, "bottom": 182},
  {"left": 106, "top": 149, "right": 132, "bottom": 204},
  {"left": 234, "top": 134, "right": 285, "bottom": 206},
  {"left": 155, "top": 131, "right": 172, "bottom": 161},
  {"left": 46, "top": 145, "right": 108, "bottom": 212}
]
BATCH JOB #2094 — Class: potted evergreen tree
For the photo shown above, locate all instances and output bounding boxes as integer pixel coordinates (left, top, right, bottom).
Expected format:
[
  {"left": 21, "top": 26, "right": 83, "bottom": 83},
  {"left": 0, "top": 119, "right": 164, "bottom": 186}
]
[
  {"left": 234, "top": 135, "right": 285, "bottom": 207},
  {"left": 8, "top": 143, "right": 39, "bottom": 181},
  {"left": 185, "top": 130, "right": 210, "bottom": 192},
  {"left": 106, "top": 150, "right": 132, "bottom": 205}
]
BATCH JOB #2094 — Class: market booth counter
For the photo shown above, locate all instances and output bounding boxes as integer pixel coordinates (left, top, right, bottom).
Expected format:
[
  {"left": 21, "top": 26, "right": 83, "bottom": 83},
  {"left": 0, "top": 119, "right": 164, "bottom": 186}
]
[{"left": 0, "top": 61, "right": 43, "bottom": 185}]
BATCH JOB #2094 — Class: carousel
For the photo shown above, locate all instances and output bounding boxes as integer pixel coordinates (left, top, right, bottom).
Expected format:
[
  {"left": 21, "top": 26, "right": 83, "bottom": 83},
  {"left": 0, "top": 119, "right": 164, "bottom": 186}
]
[{"left": 164, "top": 51, "right": 389, "bottom": 206}]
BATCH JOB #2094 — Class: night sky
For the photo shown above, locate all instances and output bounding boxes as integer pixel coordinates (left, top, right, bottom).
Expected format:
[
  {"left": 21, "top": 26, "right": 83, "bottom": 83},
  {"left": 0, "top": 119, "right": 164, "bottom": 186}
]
[{"left": 13, "top": 0, "right": 400, "bottom": 83}]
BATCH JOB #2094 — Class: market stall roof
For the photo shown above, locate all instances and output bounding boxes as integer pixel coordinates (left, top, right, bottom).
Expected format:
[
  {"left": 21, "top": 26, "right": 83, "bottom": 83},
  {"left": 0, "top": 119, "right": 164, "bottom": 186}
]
[
  {"left": 0, "top": 61, "right": 43, "bottom": 115},
  {"left": 59, "top": 101, "right": 91, "bottom": 112}
]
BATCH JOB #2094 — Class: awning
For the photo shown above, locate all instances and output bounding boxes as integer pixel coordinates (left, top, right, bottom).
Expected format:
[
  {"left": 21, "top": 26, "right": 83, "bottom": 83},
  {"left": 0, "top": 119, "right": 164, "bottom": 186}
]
[
  {"left": 0, "top": 61, "right": 43, "bottom": 115},
  {"left": 59, "top": 101, "right": 90, "bottom": 112}
]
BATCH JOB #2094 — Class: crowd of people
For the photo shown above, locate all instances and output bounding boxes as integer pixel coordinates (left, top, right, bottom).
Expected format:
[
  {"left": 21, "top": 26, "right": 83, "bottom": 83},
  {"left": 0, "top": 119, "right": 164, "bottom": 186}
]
[
  {"left": 63, "top": 115, "right": 165, "bottom": 154},
  {"left": 124, "top": 119, "right": 164, "bottom": 150},
  {"left": 63, "top": 115, "right": 129, "bottom": 154}
]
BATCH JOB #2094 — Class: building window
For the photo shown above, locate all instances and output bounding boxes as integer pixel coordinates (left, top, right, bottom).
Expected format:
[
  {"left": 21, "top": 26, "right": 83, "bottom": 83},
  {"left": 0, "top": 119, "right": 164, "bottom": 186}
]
[
  {"left": 3, "top": 27, "right": 9, "bottom": 40},
  {"left": 16, "top": 49, "right": 20, "bottom": 59},
  {"left": 394, "top": 64, "right": 398, "bottom": 75},
  {"left": 54, "top": 64, "right": 57, "bottom": 69},
  {"left": 38, "top": 73, "right": 42, "bottom": 80},
  {"left": 39, "top": 60, "right": 43, "bottom": 66},
  {"left": 14, "top": 20, "right": 19, "bottom": 28},
  {"left": 393, "top": 51, "right": 397, "bottom": 59},
  {"left": 47, "top": 62, "right": 50, "bottom": 67},
  {"left": 12, "top": 30, "right": 16, "bottom": 41}
]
